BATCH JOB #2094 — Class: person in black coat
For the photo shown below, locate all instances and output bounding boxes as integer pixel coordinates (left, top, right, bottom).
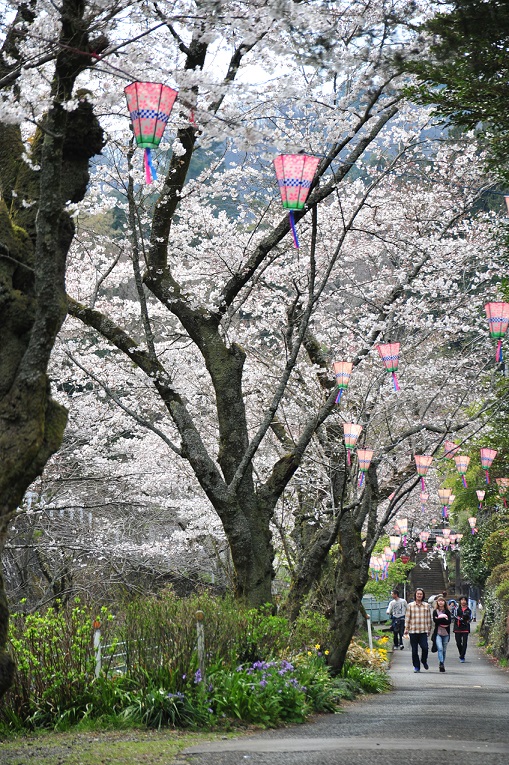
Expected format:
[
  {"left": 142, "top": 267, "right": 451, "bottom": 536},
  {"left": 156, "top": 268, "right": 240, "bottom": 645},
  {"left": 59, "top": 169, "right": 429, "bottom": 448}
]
[
  {"left": 453, "top": 596, "right": 472, "bottom": 662},
  {"left": 432, "top": 596, "right": 452, "bottom": 672}
]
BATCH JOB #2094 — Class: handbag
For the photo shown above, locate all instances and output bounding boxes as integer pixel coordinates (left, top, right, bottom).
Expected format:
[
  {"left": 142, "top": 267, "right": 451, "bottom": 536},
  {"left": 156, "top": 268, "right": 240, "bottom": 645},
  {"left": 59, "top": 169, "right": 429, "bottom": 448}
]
[{"left": 431, "top": 628, "right": 438, "bottom": 653}]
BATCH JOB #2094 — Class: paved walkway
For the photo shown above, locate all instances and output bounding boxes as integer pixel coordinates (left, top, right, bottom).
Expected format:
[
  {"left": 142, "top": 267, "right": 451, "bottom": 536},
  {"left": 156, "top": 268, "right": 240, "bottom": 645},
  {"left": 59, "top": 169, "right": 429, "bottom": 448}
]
[{"left": 183, "top": 630, "right": 509, "bottom": 765}]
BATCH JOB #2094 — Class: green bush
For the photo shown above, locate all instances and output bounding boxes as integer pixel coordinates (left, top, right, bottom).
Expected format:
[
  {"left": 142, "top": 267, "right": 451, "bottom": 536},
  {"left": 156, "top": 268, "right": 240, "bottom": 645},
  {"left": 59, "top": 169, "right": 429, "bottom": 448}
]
[
  {"left": 482, "top": 529, "right": 509, "bottom": 570},
  {"left": 0, "top": 592, "right": 389, "bottom": 731}
]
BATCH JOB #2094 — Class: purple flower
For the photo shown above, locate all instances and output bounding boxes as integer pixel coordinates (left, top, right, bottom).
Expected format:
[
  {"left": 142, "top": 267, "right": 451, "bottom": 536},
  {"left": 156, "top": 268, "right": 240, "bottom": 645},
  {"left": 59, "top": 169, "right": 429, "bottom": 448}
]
[
  {"left": 194, "top": 669, "right": 202, "bottom": 684},
  {"left": 259, "top": 679, "right": 267, "bottom": 687}
]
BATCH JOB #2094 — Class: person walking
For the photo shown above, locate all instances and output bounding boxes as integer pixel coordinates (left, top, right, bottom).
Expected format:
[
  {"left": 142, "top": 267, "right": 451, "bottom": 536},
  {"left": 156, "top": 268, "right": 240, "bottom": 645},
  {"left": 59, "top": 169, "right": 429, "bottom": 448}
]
[
  {"left": 404, "top": 587, "right": 432, "bottom": 673},
  {"left": 432, "top": 595, "right": 452, "bottom": 672},
  {"left": 454, "top": 596, "right": 472, "bottom": 662},
  {"left": 387, "top": 589, "right": 407, "bottom": 650}
]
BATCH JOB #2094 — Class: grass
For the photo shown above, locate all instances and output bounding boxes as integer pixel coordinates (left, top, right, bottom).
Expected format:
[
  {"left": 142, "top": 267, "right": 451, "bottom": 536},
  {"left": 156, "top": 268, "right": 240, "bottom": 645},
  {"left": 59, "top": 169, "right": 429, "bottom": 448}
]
[{"left": 0, "top": 728, "right": 237, "bottom": 765}]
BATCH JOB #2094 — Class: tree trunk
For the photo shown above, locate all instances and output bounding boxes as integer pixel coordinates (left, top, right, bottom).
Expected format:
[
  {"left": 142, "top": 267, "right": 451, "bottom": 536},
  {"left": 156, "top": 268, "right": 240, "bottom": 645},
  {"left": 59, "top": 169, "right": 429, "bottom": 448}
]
[
  {"left": 328, "top": 512, "right": 369, "bottom": 672},
  {"left": 0, "top": 1, "right": 105, "bottom": 697}
]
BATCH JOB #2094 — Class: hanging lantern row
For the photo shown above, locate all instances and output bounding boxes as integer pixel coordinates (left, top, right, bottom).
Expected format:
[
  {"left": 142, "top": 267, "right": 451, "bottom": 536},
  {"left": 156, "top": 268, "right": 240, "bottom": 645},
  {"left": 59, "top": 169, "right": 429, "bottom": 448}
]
[
  {"left": 273, "top": 153, "right": 320, "bottom": 248},
  {"left": 485, "top": 301, "right": 509, "bottom": 363},
  {"left": 377, "top": 342, "right": 401, "bottom": 391}
]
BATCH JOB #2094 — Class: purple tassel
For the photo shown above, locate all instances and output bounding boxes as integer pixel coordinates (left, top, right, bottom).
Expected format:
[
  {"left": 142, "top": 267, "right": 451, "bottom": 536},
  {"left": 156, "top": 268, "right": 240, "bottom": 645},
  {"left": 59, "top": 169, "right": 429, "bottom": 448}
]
[
  {"left": 485, "top": 470, "right": 490, "bottom": 484},
  {"left": 335, "top": 388, "right": 343, "bottom": 404},
  {"left": 144, "top": 148, "right": 157, "bottom": 184},
  {"left": 289, "top": 210, "right": 299, "bottom": 248},
  {"left": 496, "top": 339, "right": 503, "bottom": 362},
  {"left": 392, "top": 372, "right": 400, "bottom": 391},
  {"left": 358, "top": 472, "right": 365, "bottom": 488},
  {"left": 462, "top": 475, "right": 467, "bottom": 488}
]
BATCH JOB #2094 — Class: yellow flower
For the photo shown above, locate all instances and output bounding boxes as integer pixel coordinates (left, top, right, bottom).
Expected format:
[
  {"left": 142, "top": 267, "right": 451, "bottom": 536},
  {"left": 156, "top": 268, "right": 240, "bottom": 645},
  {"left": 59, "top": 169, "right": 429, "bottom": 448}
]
[
  {"left": 314, "top": 644, "right": 321, "bottom": 650},
  {"left": 324, "top": 650, "right": 329, "bottom": 655},
  {"left": 307, "top": 651, "right": 312, "bottom": 656}
]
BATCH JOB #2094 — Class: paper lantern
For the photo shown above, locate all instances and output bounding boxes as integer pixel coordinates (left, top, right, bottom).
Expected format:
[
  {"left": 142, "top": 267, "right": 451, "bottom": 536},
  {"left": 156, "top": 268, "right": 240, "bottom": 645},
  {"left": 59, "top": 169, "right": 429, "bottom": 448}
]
[
  {"left": 416, "top": 540, "right": 422, "bottom": 550},
  {"left": 377, "top": 342, "right": 401, "bottom": 391},
  {"left": 505, "top": 196, "right": 509, "bottom": 216},
  {"left": 273, "top": 153, "right": 320, "bottom": 248},
  {"left": 397, "top": 518, "right": 408, "bottom": 534},
  {"left": 476, "top": 489, "right": 485, "bottom": 510},
  {"left": 415, "top": 455, "right": 433, "bottom": 491},
  {"left": 496, "top": 477, "right": 509, "bottom": 508},
  {"left": 485, "top": 301, "right": 509, "bottom": 362},
  {"left": 419, "top": 530, "right": 429, "bottom": 551},
  {"left": 419, "top": 491, "right": 429, "bottom": 513},
  {"left": 343, "top": 423, "right": 362, "bottom": 466},
  {"left": 389, "top": 535, "right": 401, "bottom": 553},
  {"left": 356, "top": 448, "right": 374, "bottom": 487},
  {"left": 124, "top": 81, "right": 178, "bottom": 184},
  {"left": 332, "top": 361, "right": 353, "bottom": 404},
  {"left": 438, "top": 488, "right": 452, "bottom": 519},
  {"left": 444, "top": 440, "right": 460, "bottom": 458},
  {"left": 454, "top": 454, "right": 470, "bottom": 488},
  {"left": 468, "top": 516, "right": 477, "bottom": 534},
  {"left": 480, "top": 447, "right": 497, "bottom": 484},
  {"left": 397, "top": 517, "right": 408, "bottom": 546}
]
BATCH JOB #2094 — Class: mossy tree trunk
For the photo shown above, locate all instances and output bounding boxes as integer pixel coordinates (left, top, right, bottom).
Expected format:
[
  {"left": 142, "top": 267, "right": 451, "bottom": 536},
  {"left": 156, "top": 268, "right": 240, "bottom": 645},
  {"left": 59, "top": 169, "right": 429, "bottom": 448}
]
[{"left": 0, "top": 1, "right": 105, "bottom": 697}]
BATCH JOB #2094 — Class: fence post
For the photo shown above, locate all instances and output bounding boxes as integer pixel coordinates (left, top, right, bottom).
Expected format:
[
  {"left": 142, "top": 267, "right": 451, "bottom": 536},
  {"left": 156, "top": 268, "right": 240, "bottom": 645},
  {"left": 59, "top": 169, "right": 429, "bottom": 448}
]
[
  {"left": 196, "top": 610, "right": 205, "bottom": 683},
  {"left": 366, "top": 615, "right": 373, "bottom": 651},
  {"left": 93, "top": 620, "right": 102, "bottom": 678}
]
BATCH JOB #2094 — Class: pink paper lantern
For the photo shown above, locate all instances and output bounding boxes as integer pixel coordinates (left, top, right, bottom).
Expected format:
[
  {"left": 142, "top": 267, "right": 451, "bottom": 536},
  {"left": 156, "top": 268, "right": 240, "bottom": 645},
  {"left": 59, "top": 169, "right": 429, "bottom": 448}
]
[
  {"left": 343, "top": 423, "right": 362, "bottom": 466},
  {"left": 485, "top": 301, "right": 509, "bottom": 362},
  {"left": 480, "top": 447, "right": 497, "bottom": 484},
  {"left": 273, "top": 153, "right": 320, "bottom": 248},
  {"left": 454, "top": 454, "right": 470, "bottom": 488},
  {"left": 357, "top": 448, "right": 374, "bottom": 487},
  {"left": 332, "top": 361, "right": 353, "bottom": 404},
  {"left": 377, "top": 342, "right": 401, "bottom": 391},
  {"left": 415, "top": 455, "right": 433, "bottom": 491},
  {"left": 444, "top": 440, "right": 460, "bottom": 458},
  {"left": 476, "top": 489, "right": 485, "bottom": 510},
  {"left": 125, "top": 81, "right": 178, "bottom": 183}
]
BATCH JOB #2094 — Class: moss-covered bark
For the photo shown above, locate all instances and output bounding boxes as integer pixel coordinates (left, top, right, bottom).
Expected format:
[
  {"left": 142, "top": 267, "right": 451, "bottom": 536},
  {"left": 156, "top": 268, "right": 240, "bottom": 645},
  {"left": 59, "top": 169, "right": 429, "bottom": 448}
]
[{"left": 0, "top": 0, "right": 105, "bottom": 698}]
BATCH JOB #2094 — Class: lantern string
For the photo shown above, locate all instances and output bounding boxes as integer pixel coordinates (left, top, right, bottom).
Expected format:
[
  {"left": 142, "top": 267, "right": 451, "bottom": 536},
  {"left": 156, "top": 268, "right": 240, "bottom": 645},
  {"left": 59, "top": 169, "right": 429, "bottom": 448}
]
[
  {"left": 347, "top": 450, "right": 351, "bottom": 466},
  {"left": 289, "top": 210, "right": 299, "bottom": 248},
  {"left": 358, "top": 472, "right": 365, "bottom": 488},
  {"left": 144, "top": 148, "right": 157, "bottom": 184},
  {"left": 420, "top": 477, "right": 425, "bottom": 491},
  {"left": 496, "top": 339, "right": 503, "bottom": 362},
  {"left": 335, "top": 388, "right": 343, "bottom": 404},
  {"left": 462, "top": 475, "right": 468, "bottom": 488},
  {"left": 391, "top": 372, "right": 400, "bottom": 391},
  {"left": 486, "top": 470, "right": 490, "bottom": 484}
]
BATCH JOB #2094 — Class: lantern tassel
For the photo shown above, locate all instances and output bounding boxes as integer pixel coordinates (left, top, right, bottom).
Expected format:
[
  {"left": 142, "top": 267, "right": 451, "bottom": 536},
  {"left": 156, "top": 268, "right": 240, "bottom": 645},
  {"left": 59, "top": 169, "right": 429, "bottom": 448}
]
[
  {"left": 462, "top": 475, "right": 467, "bottom": 488},
  {"left": 486, "top": 470, "right": 490, "bottom": 484},
  {"left": 496, "top": 339, "right": 503, "bottom": 362},
  {"left": 358, "top": 472, "right": 365, "bottom": 488},
  {"left": 289, "top": 210, "right": 299, "bottom": 248},
  {"left": 335, "top": 388, "right": 343, "bottom": 404},
  {"left": 420, "top": 477, "right": 425, "bottom": 491},
  {"left": 347, "top": 450, "right": 351, "bottom": 466},
  {"left": 392, "top": 372, "right": 400, "bottom": 391},
  {"left": 144, "top": 148, "right": 157, "bottom": 184}
]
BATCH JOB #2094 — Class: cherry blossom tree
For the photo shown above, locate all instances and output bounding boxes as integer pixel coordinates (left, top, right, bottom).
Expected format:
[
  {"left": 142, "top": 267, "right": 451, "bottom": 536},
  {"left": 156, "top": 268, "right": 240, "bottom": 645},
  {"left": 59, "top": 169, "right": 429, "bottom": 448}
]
[{"left": 1, "top": 0, "right": 507, "bottom": 689}]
